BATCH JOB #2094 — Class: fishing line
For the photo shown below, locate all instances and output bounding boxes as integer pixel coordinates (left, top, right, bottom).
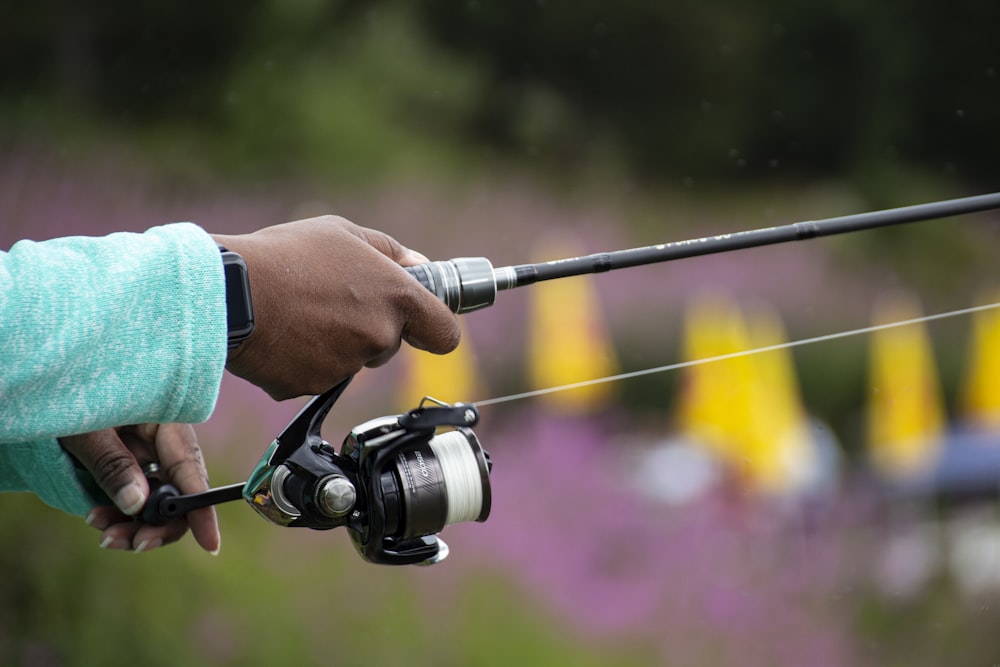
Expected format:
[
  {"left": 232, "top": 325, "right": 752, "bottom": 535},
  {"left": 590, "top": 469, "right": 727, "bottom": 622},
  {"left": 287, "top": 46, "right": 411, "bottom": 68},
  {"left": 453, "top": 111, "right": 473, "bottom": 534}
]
[{"left": 473, "top": 300, "right": 1000, "bottom": 408}]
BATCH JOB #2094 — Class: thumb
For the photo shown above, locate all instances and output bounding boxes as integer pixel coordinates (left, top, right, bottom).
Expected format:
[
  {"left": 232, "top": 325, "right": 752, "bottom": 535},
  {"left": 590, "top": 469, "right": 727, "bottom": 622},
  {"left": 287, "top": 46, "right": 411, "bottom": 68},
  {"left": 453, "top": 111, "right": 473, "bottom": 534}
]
[
  {"left": 352, "top": 226, "right": 430, "bottom": 267},
  {"left": 402, "top": 287, "right": 462, "bottom": 355},
  {"left": 60, "top": 429, "right": 149, "bottom": 516}
]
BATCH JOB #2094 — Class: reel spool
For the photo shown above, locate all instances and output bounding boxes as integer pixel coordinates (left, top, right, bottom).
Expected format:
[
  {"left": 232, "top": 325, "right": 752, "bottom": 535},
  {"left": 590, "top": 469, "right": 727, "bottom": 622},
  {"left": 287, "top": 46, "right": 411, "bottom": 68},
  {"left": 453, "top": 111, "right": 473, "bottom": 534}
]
[{"left": 376, "top": 427, "right": 491, "bottom": 539}]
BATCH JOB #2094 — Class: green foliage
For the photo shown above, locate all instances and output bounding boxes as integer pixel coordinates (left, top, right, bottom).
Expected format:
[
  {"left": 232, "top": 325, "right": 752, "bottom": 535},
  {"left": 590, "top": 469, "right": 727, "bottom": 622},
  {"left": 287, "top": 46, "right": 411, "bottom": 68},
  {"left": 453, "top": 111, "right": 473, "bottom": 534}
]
[
  {"left": 0, "top": 0, "right": 259, "bottom": 121},
  {"left": 218, "top": 3, "right": 486, "bottom": 183},
  {"left": 413, "top": 0, "right": 1000, "bottom": 185},
  {"left": 2, "top": 0, "right": 998, "bottom": 187},
  {"left": 0, "top": 494, "right": 654, "bottom": 666}
]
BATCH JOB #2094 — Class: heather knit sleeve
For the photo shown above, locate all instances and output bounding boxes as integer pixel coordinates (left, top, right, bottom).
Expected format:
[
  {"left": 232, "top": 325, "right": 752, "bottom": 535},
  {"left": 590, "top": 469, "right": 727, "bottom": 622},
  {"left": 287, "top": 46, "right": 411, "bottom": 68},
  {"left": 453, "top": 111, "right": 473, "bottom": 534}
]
[{"left": 0, "top": 222, "right": 228, "bottom": 514}]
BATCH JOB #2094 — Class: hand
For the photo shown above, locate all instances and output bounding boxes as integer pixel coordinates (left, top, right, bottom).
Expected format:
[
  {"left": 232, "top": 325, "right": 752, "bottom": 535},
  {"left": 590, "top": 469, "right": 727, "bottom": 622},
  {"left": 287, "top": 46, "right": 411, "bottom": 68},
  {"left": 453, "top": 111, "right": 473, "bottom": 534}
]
[
  {"left": 60, "top": 424, "right": 221, "bottom": 554},
  {"left": 214, "top": 216, "right": 461, "bottom": 400}
]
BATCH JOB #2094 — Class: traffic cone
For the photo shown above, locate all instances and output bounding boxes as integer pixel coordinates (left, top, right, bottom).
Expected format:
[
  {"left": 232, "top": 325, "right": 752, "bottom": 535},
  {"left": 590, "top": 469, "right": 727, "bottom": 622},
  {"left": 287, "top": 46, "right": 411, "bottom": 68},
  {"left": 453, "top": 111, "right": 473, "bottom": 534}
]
[
  {"left": 674, "top": 293, "right": 754, "bottom": 465},
  {"left": 399, "top": 320, "right": 480, "bottom": 409},
  {"left": 742, "top": 303, "right": 816, "bottom": 495},
  {"left": 866, "top": 293, "right": 945, "bottom": 479},
  {"left": 528, "top": 237, "right": 617, "bottom": 414},
  {"left": 958, "top": 291, "right": 1000, "bottom": 430}
]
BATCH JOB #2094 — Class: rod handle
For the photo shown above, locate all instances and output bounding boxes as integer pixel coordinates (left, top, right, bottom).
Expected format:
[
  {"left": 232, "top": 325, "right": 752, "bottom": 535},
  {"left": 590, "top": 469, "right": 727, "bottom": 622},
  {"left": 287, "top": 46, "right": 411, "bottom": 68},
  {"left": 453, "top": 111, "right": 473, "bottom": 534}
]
[{"left": 404, "top": 257, "right": 498, "bottom": 314}]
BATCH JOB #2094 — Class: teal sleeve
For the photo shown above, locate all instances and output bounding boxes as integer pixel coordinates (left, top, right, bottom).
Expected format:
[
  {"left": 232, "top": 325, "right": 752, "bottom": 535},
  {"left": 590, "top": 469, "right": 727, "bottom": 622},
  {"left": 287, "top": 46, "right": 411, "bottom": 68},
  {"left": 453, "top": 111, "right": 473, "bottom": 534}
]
[
  {"left": 0, "top": 439, "right": 100, "bottom": 516},
  {"left": 0, "top": 222, "right": 228, "bottom": 514}
]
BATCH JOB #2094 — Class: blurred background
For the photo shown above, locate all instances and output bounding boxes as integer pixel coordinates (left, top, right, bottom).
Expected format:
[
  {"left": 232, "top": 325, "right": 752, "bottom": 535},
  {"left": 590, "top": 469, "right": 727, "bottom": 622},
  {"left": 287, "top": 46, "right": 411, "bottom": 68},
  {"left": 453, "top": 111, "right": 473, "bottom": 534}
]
[{"left": 2, "top": 1, "right": 1000, "bottom": 665}]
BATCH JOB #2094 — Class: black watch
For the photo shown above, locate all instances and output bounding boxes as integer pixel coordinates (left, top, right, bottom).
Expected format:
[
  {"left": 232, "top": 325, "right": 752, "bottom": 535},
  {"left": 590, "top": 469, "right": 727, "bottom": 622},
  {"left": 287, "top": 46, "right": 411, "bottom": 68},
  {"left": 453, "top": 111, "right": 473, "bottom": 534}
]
[{"left": 218, "top": 244, "right": 255, "bottom": 349}]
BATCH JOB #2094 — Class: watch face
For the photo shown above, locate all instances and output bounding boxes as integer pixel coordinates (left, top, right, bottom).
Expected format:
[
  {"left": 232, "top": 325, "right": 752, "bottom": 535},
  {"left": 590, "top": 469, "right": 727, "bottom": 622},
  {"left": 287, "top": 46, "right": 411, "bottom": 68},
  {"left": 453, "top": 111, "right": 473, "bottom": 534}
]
[{"left": 222, "top": 252, "right": 255, "bottom": 346}]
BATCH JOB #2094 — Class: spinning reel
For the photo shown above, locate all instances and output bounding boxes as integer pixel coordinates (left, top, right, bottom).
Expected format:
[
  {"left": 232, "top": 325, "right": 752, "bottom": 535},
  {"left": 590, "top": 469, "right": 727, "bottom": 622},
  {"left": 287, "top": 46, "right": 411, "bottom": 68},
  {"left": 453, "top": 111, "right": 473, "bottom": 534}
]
[{"left": 142, "top": 376, "right": 492, "bottom": 566}]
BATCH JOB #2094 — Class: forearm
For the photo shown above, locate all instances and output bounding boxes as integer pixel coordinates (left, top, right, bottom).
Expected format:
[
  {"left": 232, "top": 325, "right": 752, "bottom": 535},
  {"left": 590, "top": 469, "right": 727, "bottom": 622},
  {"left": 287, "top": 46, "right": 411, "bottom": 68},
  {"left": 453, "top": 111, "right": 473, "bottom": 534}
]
[{"left": 0, "top": 222, "right": 228, "bottom": 442}]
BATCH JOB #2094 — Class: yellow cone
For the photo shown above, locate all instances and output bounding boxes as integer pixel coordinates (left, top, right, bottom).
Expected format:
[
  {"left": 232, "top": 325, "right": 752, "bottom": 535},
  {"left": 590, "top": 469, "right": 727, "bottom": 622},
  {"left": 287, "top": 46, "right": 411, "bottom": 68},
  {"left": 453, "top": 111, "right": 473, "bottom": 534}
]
[
  {"left": 398, "top": 320, "right": 479, "bottom": 410},
  {"left": 675, "top": 295, "right": 815, "bottom": 495},
  {"left": 866, "top": 293, "right": 945, "bottom": 479},
  {"left": 958, "top": 290, "right": 1000, "bottom": 430},
  {"left": 528, "top": 237, "right": 617, "bottom": 414},
  {"left": 742, "top": 303, "right": 815, "bottom": 495},
  {"left": 675, "top": 293, "right": 754, "bottom": 464}
]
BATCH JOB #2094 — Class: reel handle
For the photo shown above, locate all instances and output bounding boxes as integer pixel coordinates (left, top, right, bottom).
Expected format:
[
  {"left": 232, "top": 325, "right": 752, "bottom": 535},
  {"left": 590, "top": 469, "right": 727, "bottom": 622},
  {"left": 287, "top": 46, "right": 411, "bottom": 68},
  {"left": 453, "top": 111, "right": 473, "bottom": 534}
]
[{"left": 140, "top": 479, "right": 246, "bottom": 525}]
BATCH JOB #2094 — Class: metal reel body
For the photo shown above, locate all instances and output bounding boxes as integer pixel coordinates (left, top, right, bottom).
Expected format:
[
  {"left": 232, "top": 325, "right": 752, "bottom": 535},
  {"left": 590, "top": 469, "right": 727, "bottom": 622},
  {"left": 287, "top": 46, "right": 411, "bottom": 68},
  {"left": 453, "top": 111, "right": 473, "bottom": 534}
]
[{"left": 242, "top": 378, "right": 489, "bottom": 565}]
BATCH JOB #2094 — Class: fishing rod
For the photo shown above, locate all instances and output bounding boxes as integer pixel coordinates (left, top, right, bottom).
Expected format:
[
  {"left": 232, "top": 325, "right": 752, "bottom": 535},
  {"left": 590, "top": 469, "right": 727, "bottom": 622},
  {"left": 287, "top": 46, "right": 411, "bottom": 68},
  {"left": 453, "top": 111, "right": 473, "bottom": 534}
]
[
  {"left": 140, "top": 191, "right": 1000, "bottom": 567},
  {"left": 405, "top": 191, "right": 1000, "bottom": 313}
]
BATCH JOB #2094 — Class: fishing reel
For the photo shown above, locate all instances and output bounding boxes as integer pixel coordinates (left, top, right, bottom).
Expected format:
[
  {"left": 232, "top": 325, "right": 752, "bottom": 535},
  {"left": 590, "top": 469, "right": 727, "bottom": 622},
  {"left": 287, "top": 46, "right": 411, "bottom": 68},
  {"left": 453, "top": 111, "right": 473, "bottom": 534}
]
[{"left": 143, "top": 377, "right": 492, "bottom": 566}]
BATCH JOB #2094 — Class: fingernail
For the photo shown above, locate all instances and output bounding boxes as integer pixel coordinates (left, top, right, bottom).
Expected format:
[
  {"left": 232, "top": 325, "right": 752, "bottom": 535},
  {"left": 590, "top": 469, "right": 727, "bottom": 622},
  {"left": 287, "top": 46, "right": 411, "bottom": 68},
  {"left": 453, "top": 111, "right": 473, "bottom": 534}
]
[
  {"left": 115, "top": 482, "right": 146, "bottom": 516},
  {"left": 134, "top": 538, "right": 162, "bottom": 554},
  {"left": 210, "top": 534, "right": 221, "bottom": 557},
  {"left": 100, "top": 535, "right": 131, "bottom": 551},
  {"left": 85, "top": 509, "right": 98, "bottom": 527}
]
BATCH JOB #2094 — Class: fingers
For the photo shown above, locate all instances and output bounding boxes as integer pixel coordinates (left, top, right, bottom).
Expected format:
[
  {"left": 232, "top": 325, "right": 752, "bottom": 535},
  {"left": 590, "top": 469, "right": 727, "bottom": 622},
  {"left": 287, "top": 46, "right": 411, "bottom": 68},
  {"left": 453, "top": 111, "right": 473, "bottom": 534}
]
[
  {"left": 146, "top": 423, "right": 220, "bottom": 554},
  {"left": 87, "top": 508, "right": 190, "bottom": 553},
  {"left": 352, "top": 225, "right": 461, "bottom": 355},
  {"left": 352, "top": 224, "right": 430, "bottom": 267},
  {"left": 60, "top": 429, "right": 148, "bottom": 516},
  {"left": 360, "top": 260, "right": 461, "bottom": 365},
  {"left": 69, "top": 424, "right": 221, "bottom": 556},
  {"left": 400, "top": 285, "right": 462, "bottom": 356},
  {"left": 352, "top": 222, "right": 461, "bottom": 356}
]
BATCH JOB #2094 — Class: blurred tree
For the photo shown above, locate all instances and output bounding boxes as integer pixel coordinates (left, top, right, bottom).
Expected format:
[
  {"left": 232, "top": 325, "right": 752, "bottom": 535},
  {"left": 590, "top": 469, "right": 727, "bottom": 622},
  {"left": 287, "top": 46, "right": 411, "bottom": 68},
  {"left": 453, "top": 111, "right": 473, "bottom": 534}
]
[
  {"left": 413, "top": 1, "right": 763, "bottom": 179},
  {"left": 0, "top": 0, "right": 263, "bottom": 124},
  {"left": 412, "top": 0, "right": 1000, "bottom": 185},
  {"left": 1, "top": 0, "right": 997, "bottom": 186}
]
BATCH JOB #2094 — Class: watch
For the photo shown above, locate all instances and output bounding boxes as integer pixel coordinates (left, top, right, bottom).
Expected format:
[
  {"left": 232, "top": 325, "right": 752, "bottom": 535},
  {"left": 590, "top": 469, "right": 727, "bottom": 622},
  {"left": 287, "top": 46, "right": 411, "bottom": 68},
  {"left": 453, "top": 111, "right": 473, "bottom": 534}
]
[{"left": 218, "top": 244, "right": 255, "bottom": 349}]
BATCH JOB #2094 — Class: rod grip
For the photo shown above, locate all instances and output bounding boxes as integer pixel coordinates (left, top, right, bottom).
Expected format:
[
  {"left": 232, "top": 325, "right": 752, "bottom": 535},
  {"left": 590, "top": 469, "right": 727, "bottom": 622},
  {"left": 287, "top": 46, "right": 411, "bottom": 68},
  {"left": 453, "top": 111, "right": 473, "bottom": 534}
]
[{"left": 404, "top": 258, "right": 497, "bottom": 314}]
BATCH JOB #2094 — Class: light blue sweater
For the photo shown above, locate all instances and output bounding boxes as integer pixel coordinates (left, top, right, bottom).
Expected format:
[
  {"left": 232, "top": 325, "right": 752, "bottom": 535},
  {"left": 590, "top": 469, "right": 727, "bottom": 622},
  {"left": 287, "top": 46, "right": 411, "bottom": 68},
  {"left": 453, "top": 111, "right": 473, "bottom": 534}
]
[{"left": 0, "top": 223, "right": 228, "bottom": 515}]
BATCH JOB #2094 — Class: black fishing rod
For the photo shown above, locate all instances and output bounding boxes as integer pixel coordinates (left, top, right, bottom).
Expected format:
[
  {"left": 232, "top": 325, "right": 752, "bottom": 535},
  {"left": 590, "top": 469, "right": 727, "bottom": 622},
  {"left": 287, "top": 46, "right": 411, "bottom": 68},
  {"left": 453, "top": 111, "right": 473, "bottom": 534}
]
[
  {"left": 406, "top": 191, "right": 1000, "bottom": 313},
  {"left": 140, "top": 191, "right": 1000, "bottom": 568}
]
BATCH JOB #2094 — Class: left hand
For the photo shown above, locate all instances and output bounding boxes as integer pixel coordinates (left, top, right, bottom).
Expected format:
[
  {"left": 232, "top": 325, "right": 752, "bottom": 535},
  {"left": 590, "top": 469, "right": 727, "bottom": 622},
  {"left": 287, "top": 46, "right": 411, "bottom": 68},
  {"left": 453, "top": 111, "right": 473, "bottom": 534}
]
[{"left": 60, "top": 423, "right": 221, "bottom": 555}]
